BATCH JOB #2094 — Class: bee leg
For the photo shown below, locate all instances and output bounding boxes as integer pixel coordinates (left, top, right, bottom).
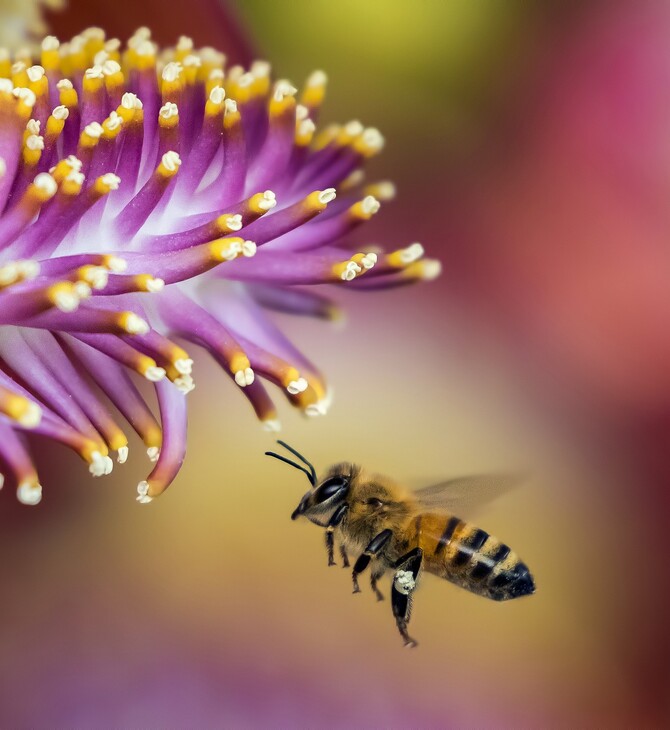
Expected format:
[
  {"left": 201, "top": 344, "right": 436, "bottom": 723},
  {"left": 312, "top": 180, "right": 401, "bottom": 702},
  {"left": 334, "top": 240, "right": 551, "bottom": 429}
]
[
  {"left": 370, "top": 565, "right": 386, "bottom": 601},
  {"left": 352, "top": 529, "right": 393, "bottom": 594},
  {"left": 325, "top": 503, "right": 349, "bottom": 566},
  {"left": 339, "top": 544, "right": 350, "bottom": 568},
  {"left": 391, "top": 548, "right": 423, "bottom": 648}
]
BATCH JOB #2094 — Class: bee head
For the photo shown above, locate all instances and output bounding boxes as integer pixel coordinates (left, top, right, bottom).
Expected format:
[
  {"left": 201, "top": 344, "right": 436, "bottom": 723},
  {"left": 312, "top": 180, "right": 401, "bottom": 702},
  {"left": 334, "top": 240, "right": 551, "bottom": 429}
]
[{"left": 291, "top": 473, "right": 350, "bottom": 523}]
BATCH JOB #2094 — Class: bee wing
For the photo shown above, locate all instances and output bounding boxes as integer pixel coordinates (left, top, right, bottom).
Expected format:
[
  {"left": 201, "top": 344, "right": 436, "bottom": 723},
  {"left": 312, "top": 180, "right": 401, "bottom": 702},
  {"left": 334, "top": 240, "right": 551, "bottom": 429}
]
[{"left": 412, "top": 473, "right": 524, "bottom": 515}]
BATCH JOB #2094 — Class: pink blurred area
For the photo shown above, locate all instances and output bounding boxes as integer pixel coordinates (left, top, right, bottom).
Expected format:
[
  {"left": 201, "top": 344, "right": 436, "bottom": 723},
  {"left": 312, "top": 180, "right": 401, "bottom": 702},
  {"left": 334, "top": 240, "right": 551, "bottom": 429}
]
[{"left": 1, "top": 1, "right": 669, "bottom": 727}]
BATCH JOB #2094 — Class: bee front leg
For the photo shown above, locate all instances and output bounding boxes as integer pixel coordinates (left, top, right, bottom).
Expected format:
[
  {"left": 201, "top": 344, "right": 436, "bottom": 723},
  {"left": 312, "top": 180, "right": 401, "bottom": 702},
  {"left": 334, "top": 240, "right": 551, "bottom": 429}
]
[
  {"left": 391, "top": 548, "right": 423, "bottom": 648},
  {"left": 352, "top": 529, "right": 393, "bottom": 593},
  {"left": 324, "top": 503, "right": 349, "bottom": 566}
]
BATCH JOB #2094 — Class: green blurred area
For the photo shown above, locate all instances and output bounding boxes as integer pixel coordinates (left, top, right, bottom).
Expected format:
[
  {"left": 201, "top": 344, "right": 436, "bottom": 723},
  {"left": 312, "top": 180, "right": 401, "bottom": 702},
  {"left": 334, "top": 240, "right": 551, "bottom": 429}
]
[{"left": 234, "top": 0, "right": 539, "bottom": 141}]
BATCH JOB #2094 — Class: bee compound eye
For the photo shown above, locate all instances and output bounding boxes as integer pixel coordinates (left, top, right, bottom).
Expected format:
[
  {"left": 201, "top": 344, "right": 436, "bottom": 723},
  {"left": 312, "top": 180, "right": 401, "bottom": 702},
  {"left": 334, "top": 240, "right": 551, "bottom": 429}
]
[{"left": 315, "top": 476, "right": 348, "bottom": 502}]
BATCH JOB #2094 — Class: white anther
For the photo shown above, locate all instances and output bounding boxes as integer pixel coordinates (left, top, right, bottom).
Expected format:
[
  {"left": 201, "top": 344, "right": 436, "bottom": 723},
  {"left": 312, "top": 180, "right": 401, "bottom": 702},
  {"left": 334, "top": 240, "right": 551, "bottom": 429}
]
[
  {"left": 52, "top": 105, "right": 69, "bottom": 120},
  {"left": 57, "top": 78, "right": 73, "bottom": 90},
  {"left": 94, "top": 50, "right": 109, "bottom": 66},
  {"left": 102, "top": 60, "right": 121, "bottom": 76},
  {"left": 241, "top": 240, "right": 257, "bottom": 257},
  {"left": 136, "top": 480, "right": 152, "bottom": 504},
  {"left": 144, "top": 366, "right": 166, "bottom": 382},
  {"left": 400, "top": 242, "right": 424, "bottom": 264},
  {"left": 33, "top": 172, "right": 57, "bottom": 196},
  {"left": 100, "top": 173, "right": 121, "bottom": 190},
  {"left": 85, "top": 65, "right": 104, "bottom": 80},
  {"left": 175, "top": 358, "right": 193, "bottom": 375},
  {"left": 161, "top": 151, "right": 181, "bottom": 172},
  {"left": 362, "top": 127, "right": 385, "bottom": 151},
  {"left": 159, "top": 101, "right": 178, "bottom": 119},
  {"left": 237, "top": 72, "right": 254, "bottom": 88},
  {"left": 273, "top": 79, "right": 297, "bottom": 102},
  {"left": 106, "top": 256, "right": 127, "bottom": 272},
  {"left": 18, "top": 401, "right": 42, "bottom": 428},
  {"left": 305, "top": 400, "right": 329, "bottom": 417},
  {"left": 262, "top": 419, "right": 281, "bottom": 433},
  {"left": 296, "top": 104, "right": 309, "bottom": 121},
  {"left": 421, "top": 260, "right": 442, "bottom": 280},
  {"left": 11, "top": 61, "right": 26, "bottom": 75},
  {"left": 209, "top": 68, "right": 225, "bottom": 82},
  {"left": 0, "top": 158, "right": 5, "bottom": 178},
  {"left": 224, "top": 98, "right": 238, "bottom": 114},
  {"left": 117, "top": 446, "right": 129, "bottom": 464},
  {"left": 183, "top": 55, "right": 201, "bottom": 69},
  {"left": 345, "top": 120, "right": 364, "bottom": 137},
  {"left": 298, "top": 119, "right": 315, "bottom": 137},
  {"left": 73, "top": 282, "right": 92, "bottom": 299},
  {"left": 162, "top": 62, "right": 182, "bottom": 83},
  {"left": 287, "top": 377, "right": 308, "bottom": 395},
  {"left": 25, "top": 134, "right": 44, "bottom": 151},
  {"left": 83, "top": 266, "right": 108, "bottom": 290},
  {"left": 361, "top": 252, "right": 378, "bottom": 270},
  {"left": 234, "top": 367, "right": 255, "bottom": 387},
  {"left": 307, "top": 69, "right": 327, "bottom": 87},
  {"left": 0, "top": 263, "right": 18, "bottom": 284},
  {"left": 259, "top": 190, "right": 276, "bottom": 210},
  {"left": 66, "top": 170, "right": 85, "bottom": 186},
  {"left": 0, "top": 78, "right": 13, "bottom": 93},
  {"left": 82, "top": 27, "right": 105, "bottom": 41},
  {"left": 26, "top": 119, "right": 40, "bottom": 135},
  {"left": 341, "top": 261, "right": 362, "bottom": 281},
  {"left": 54, "top": 288, "right": 79, "bottom": 312},
  {"left": 222, "top": 241, "right": 242, "bottom": 261},
  {"left": 27, "top": 65, "right": 45, "bottom": 83},
  {"left": 89, "top": 451, "right": 113, "bottom": 477},
  {"left": 121, "top": 92, "right": 142, "bottom": 110},
  {"left": 17, "top": 482, "right": 42, "bottom": 505},
  {"left": 105, "top": 38, "right": 121, "bottom": 52},
  {"left": 145, "top": 277, "right": 165, "bottom": 293},
  {"left": 65, "top": 154, "right": 82, "bottom": 171},
  {"left": 209, "top": 86, "right": 225, "bottom": 105},
  {"left": 318, "top": 188, "right": 337, "bottom": 205},
  {"left": 13, "top": 87, "right": 36, "bottom": 108},
  {"left": 373, "top": 181, "right": 396, "bottom": 200},
  {"left": 0, "top": 473, "right": 3, "bottom": 489},
  {"left": 104, "top": 111, "right": 123, "bottom": 131},
  {"left": 362, "top": 195, "right": 380, "bottom": 216},
  {"left": 16, "top": 260, "right": 40, "bottom": 279},
  {"left": 224, "top": 214, "right": 242, "bottom": 231},
  {"left": 124, "top": 313, "right": 150, "bottom": 335},
  {"left": 84, "top": 122, "right": 104, "bottom": 139},
  {"left": 147, "top": 446, "right": 160, "bottom": 462},
  {"left": 177, "top": 35, "right": 193, "bottom": 52},
  {"left": 135, "top": 40, "right": 155, "bottom": 57},
  {"left": 251, "top": 60, "right": 271, "bottom": 78},
  {"left": 174, "top": 374, "right": 195, "bottom": 394},
  {"left": 394, "top": 570, "right": 416, "bottom": 595},
  {"left": 42, "top": 36, "right": 60, "bottom": 51}
]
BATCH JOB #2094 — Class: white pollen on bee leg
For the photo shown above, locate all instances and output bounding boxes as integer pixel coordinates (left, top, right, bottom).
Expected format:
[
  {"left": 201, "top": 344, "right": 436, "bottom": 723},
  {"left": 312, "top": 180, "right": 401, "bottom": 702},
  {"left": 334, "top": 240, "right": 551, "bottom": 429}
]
[{"left": 394, "top": 570, "right": 416, "bottom": 595}]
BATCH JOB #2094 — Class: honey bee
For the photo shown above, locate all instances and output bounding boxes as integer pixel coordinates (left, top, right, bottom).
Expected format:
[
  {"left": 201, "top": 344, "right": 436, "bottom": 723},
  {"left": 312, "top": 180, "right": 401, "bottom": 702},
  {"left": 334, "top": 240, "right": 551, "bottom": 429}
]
[{"left": 266, "top": 441, "right": 536, "bottom": 647}]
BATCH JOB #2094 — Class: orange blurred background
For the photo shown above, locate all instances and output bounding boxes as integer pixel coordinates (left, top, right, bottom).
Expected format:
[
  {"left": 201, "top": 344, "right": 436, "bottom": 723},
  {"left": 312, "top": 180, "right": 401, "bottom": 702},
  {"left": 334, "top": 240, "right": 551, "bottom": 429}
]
[{"left": 1, "top": 1, "right": 668, "bottom": 727}]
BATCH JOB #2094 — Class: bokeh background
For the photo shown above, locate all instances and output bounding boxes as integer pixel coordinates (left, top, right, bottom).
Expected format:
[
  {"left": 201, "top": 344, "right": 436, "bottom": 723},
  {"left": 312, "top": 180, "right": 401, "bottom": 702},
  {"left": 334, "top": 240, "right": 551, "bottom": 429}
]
[{"left": 1, "top": 1, "right": 669, "bottom": 727}]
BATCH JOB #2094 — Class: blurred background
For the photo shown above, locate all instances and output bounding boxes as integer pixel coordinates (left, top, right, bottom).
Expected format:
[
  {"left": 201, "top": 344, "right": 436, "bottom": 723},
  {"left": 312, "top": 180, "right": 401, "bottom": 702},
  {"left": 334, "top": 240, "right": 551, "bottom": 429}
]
[{"left": 1, "top": 0, "right": 669, "bottom": 727}]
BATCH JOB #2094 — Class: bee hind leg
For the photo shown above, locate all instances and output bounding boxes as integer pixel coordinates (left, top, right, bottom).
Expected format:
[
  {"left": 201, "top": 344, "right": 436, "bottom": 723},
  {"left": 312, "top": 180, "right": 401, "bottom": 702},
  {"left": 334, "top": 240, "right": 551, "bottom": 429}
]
[
  {"left": 351, "top": 529, "right": 393, "bottom": 593},
  {"left": 391, "top": 547, "right": 423, "bottom": 648},
  {"left": 324, "top": 503, "right": 349, "bottom": 566}
]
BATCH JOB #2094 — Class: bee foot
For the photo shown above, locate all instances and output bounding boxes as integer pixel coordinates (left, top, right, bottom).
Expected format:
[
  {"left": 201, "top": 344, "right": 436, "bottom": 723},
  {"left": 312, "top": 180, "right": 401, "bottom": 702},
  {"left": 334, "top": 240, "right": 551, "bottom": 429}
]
[
  {"left": 404, "top": 639, "right": 418, "bottom": 649},
  {"left": 352, "top": 586, "right": 361, "bottom": 594},
  {"left": 328, "top": 558, "right": 336, "bottom": 567}
]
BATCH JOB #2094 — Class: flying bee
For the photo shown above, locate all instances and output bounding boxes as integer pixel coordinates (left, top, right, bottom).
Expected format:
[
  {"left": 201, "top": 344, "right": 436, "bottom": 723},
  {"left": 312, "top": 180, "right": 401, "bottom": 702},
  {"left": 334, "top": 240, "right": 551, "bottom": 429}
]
[{"left": 266, "top": 441, "right": 536, "bottom": 648}]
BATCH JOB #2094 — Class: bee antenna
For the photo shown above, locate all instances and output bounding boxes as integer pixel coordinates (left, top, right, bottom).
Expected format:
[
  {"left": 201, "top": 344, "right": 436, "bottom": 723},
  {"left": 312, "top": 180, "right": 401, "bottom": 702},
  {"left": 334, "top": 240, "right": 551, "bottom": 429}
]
[
  {"left": 265, "top": 451, "right": 315, "bottom": 486},
  {"left": 275, "top": 440, "right": 317, "bottom": 486}
]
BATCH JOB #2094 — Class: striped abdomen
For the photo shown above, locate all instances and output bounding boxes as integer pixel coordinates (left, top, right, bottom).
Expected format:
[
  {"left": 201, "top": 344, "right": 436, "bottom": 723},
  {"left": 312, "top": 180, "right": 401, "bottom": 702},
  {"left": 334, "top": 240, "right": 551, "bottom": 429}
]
[{"left": 411, "top": 513, "right": 535, "bottom": 601}]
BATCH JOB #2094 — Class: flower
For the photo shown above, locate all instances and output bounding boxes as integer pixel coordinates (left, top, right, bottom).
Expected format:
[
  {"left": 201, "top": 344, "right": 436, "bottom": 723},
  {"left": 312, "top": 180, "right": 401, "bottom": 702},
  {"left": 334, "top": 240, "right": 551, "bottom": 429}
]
[{"left": 0, "top": 27, "right": 439, "bottom": 506}]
